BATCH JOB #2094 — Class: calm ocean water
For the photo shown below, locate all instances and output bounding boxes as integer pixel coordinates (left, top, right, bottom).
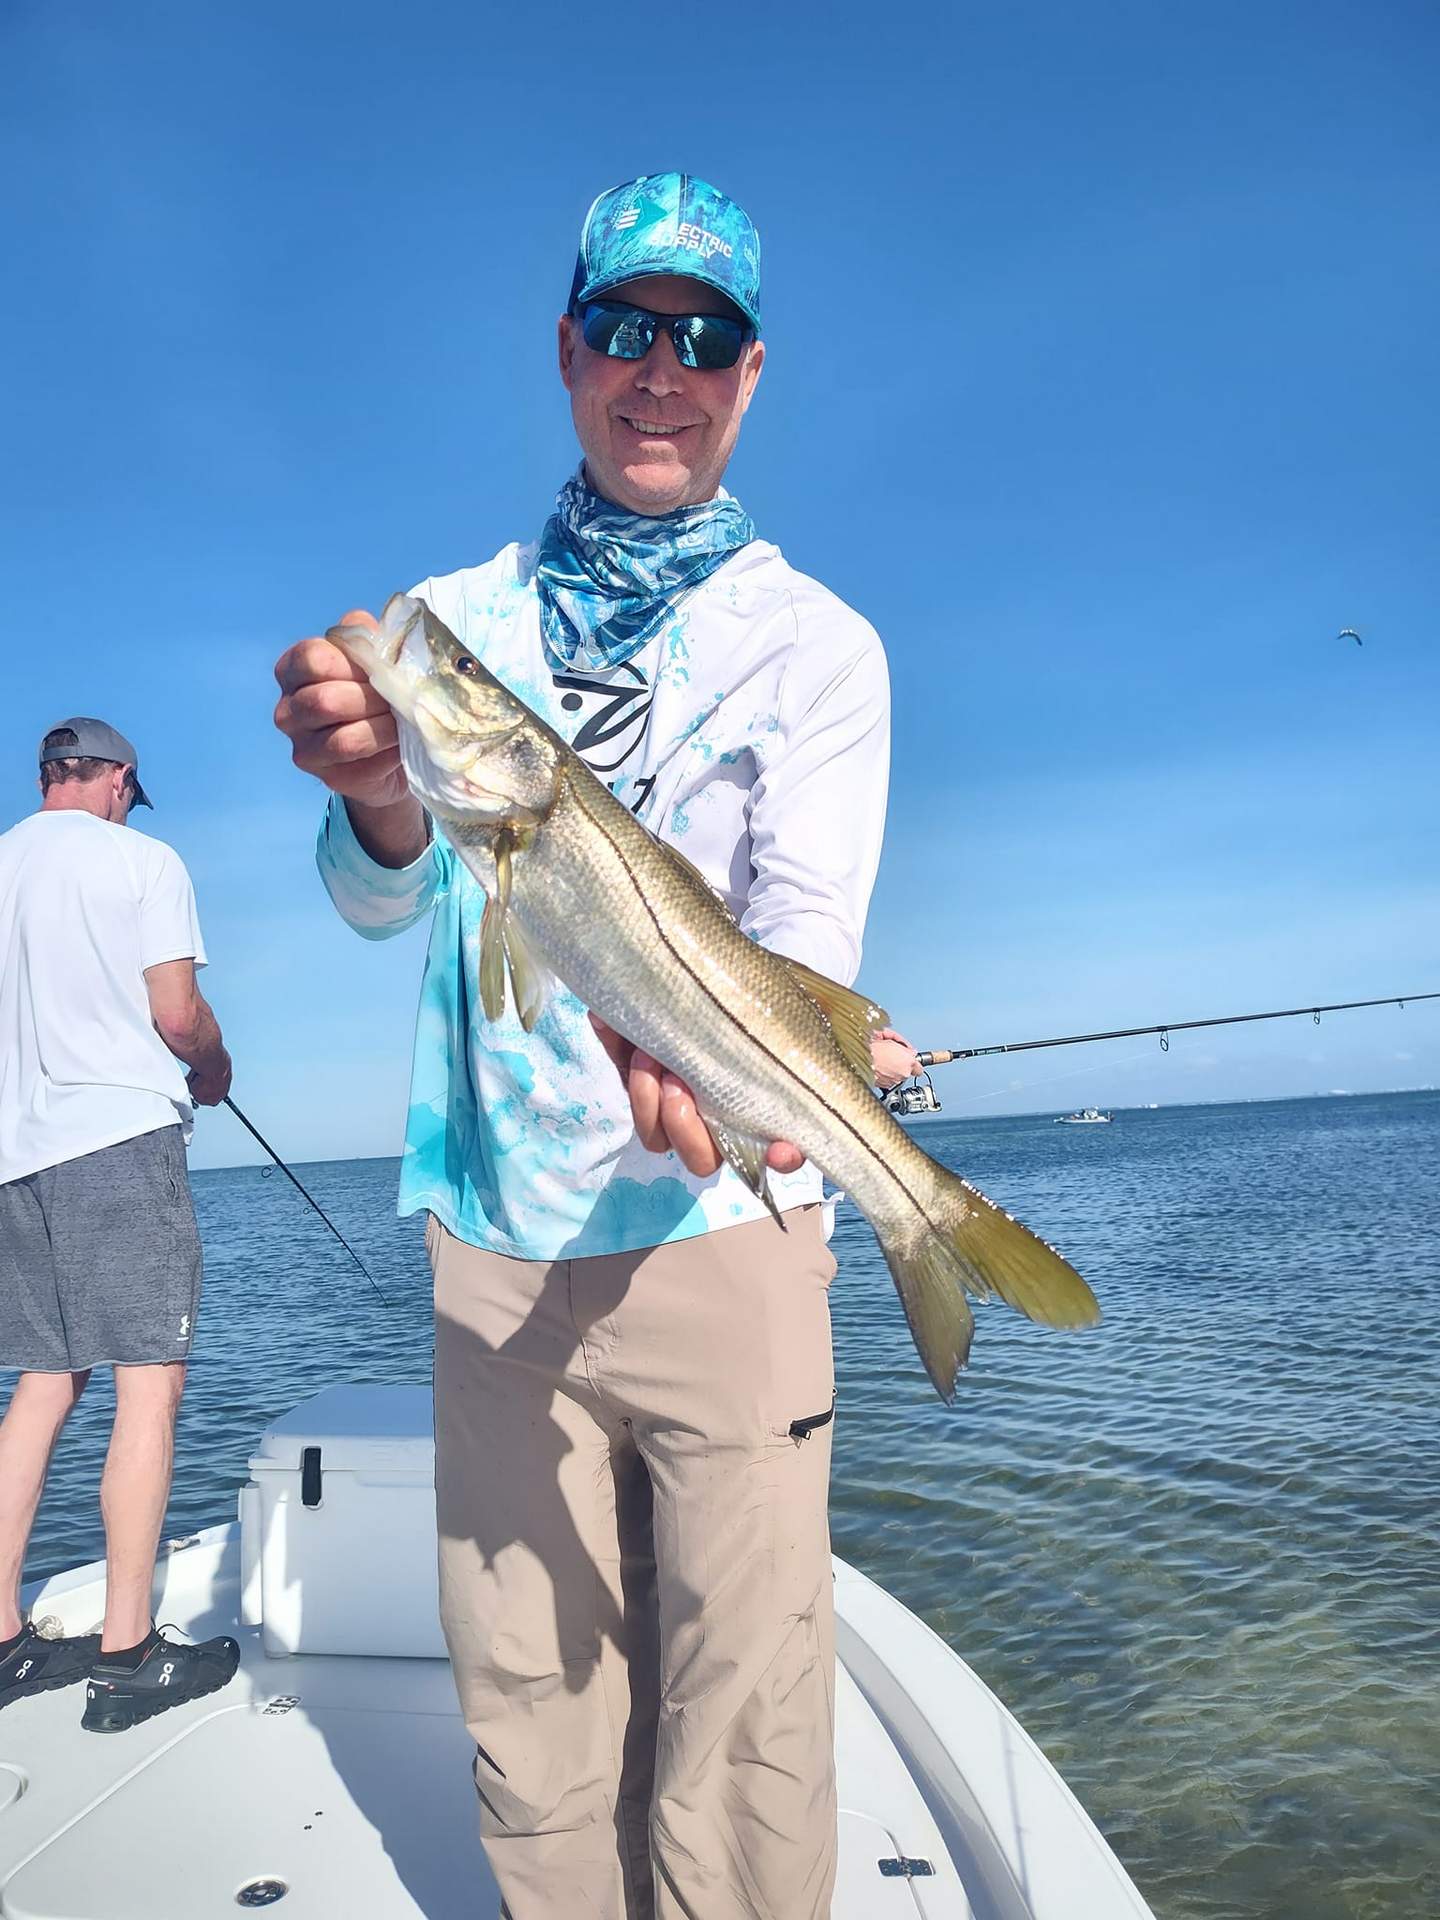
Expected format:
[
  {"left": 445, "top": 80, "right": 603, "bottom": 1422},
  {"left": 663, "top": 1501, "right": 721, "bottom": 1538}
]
[{"left": 11, "top": 1091, "right": 1439, "bottom": 1919}]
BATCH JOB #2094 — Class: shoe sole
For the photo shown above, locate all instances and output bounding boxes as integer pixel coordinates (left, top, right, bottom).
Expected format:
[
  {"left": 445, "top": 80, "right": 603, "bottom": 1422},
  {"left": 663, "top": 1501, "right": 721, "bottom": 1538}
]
[
  {"left": 0, "top": 1669, "right": 91, "bottom": 1712},
  {"left": 81, "top": 1664, "right": 238, "bottom": 1735}
]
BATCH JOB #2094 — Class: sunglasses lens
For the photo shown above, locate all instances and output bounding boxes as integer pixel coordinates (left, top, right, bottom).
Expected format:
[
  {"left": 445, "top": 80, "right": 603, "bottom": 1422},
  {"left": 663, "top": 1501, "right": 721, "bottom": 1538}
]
[
  {"left": 579, "top": 303, "right": 749, "bottom": 370},
  {"left": 580, "top": 304, "right": 654, "bottom": 360},
  {"left": 676, "top": 314, "right": 747, "bottom": 370}
]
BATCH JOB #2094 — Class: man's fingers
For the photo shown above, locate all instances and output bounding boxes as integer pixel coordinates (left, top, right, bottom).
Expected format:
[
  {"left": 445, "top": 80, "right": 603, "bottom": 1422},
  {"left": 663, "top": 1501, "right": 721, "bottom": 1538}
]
[
  {"left": 587, "top": 1014, "right": 632, "bottom": 1075},
  {"left": 587, "top": 1019, "right": 798, "bottom": 1180},
  {"left": 765, "top": 1140, "right": 805, "bottom": 1174},
  {"left": 627, "top": 1051, "right": 670, "bottom": 1154},
  {"left": 274, "top": 685, "right": 397, "bottom": 774},
  {"left": 274, "top": 635, "right": 375, "bottom": 697},
  {"left": 585, "top": 1015, "right": 665, "bottom": 1147},
  {"left": 283, "top": 707, "right": 399, "bottom": 768},
  {"left": 658, "top": 1071, "right": 723, "bottom": 1177}
]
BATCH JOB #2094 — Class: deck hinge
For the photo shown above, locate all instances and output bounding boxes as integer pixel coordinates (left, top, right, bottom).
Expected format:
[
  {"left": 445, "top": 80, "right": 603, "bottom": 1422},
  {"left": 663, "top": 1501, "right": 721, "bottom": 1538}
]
[{"left": 878, "top": 1856, "right": 935, "bottom": 1878}]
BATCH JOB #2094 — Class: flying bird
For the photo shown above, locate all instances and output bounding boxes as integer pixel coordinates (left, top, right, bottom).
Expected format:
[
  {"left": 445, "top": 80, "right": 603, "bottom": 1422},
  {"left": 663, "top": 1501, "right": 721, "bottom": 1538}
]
[{"left": 1338, "top": 628, "right": 1363, "bottom": 646}]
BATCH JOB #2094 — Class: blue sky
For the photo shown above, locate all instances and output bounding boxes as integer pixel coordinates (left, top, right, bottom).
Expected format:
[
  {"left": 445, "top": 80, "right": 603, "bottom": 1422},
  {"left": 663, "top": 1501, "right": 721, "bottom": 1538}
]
[{"left": 3, "top": 1, "right": 1436, "bottom": 1165}]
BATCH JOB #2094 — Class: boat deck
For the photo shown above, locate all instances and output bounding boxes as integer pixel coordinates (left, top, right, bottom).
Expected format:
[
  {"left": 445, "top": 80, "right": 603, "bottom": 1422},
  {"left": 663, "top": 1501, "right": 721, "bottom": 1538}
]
[{"left": 1, "top": 1528, "right": 1153, "bottom": 1919}]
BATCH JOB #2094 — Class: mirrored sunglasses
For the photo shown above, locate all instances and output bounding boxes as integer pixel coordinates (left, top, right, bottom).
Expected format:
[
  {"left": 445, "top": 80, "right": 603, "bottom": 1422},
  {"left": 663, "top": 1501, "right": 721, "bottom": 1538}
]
[{"left": 575, "top": 299, "right": 754, "bottom": 372}]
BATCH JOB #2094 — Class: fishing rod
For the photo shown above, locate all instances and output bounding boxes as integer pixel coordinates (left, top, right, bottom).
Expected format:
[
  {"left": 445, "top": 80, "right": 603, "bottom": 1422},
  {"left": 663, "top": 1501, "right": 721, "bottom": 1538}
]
[
  {"left": 223, "top": 1097, "right": 390, "bottom": 1306},
  {"left": 888, "top": 991, "right": 1439, "bottom": 1115}
]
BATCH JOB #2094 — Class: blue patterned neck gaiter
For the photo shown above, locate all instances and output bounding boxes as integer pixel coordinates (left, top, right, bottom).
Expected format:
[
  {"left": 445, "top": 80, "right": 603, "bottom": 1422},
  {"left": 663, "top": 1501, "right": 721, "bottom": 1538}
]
[{"left": 535, "top": 472, "right": 757, "bottom": 674}]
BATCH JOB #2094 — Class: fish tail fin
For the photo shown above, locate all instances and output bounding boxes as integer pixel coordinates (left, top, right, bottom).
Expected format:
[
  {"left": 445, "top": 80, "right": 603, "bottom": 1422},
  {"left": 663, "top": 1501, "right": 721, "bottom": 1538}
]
[{"left": 879, "top": 1169, "right": 1101, "bottom": 1402}]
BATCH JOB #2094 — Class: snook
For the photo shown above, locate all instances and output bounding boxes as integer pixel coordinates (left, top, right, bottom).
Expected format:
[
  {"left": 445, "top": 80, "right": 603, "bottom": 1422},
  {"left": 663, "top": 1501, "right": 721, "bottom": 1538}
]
[{"left": 330, "top": 594, "right": 1100, "bottom": 1400}]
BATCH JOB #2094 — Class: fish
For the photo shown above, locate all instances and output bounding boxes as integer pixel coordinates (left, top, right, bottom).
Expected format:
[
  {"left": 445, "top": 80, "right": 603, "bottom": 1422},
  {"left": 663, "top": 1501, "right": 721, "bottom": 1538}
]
[{"left": 329, "top": 593, "right": 1101, "bottom": 1400}]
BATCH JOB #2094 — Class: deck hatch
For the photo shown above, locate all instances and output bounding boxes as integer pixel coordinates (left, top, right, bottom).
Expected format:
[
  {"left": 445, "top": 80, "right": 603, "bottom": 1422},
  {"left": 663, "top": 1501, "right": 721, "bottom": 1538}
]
[
  {"left": 300, "top": 1446, "right": 322, "bottom": 1508},
  {"left": 877, "top": 1855, "right": 935, "bottom": 1877}
]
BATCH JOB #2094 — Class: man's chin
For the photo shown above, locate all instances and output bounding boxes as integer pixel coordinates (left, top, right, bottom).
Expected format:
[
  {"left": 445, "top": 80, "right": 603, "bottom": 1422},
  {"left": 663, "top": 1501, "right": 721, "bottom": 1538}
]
[{"left": 618, "top": 458, "right": 696, "bottom": 511}]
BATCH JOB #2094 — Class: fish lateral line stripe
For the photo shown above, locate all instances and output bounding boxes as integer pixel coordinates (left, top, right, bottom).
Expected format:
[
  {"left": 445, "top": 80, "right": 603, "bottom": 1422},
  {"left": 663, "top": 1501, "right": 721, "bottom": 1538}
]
[{"left": 565, "top": 773, "right": 943, "bottom": 1227}]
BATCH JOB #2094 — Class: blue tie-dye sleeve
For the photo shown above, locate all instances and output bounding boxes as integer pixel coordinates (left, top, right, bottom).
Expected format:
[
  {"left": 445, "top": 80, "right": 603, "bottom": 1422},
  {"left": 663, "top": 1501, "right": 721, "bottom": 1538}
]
[{"left": 315, "top": 794, "right": 453, "bottom": 939}]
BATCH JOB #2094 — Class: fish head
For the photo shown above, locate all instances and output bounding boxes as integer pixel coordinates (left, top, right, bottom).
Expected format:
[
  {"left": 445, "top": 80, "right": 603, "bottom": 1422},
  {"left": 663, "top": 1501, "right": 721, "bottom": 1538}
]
[{"left": 328, "top": 594, "right": 561, "bottom": 827}]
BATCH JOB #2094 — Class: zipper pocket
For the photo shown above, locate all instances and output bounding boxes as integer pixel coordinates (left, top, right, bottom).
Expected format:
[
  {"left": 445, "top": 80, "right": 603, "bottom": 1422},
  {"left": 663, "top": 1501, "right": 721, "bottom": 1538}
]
[{"left": 788, "top": 1399, "right": 836, "bottom": 1442}]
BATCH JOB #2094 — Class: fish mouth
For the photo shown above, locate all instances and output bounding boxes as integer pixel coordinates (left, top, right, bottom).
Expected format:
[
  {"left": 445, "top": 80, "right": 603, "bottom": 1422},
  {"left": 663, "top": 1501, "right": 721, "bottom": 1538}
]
[
  {"left": 404, "top": 693, "right": 532, "bottom": 822},
  {"left": 327, "top": 601, "right": 426, "bottom": 722}
]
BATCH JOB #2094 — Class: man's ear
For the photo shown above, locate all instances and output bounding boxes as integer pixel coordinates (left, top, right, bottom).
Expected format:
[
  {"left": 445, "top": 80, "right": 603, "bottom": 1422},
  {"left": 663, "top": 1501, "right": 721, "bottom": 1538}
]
[
  {"left": 558, "top": 312, "right": 577, "bottom": 390},
  {"left": 739, "top": 338, "right": 765, "bottom": 414}
]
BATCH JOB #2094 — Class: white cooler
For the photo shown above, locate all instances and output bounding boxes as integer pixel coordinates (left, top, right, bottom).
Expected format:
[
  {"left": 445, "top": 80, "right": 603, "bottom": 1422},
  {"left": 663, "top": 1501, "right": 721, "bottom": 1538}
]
[{"left": 238, "top": 1382, "right": 449, "bottom": 1659}]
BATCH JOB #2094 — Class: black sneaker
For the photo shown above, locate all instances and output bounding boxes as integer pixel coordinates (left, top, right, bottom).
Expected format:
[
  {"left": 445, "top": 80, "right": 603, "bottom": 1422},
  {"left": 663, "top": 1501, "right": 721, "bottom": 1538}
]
[
  {"left": 0, "top": 1618, "right": 102, "bottom": 1710},
  {"left": 81, "top": 1625, "right": 240, "bottom": 1734}
]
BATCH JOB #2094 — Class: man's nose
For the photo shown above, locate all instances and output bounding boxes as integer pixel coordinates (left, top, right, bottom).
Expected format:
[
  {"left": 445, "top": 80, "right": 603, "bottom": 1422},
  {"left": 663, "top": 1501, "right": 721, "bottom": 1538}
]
[{"left": 633, "top": 329, "right": 685, "bottom": 395}]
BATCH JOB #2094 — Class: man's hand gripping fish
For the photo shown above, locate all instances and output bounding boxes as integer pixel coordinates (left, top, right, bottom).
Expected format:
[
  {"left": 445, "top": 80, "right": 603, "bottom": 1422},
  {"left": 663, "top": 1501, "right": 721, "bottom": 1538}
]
[{"left": 330, "top": 594, "right": 1101, "bottom": 1400}]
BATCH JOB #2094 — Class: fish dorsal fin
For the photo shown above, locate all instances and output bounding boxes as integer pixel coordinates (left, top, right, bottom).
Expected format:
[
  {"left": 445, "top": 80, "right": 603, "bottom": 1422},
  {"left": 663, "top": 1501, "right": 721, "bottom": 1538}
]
[{"left": 778, "top": 955, "right": 889, "bottom": 1087}]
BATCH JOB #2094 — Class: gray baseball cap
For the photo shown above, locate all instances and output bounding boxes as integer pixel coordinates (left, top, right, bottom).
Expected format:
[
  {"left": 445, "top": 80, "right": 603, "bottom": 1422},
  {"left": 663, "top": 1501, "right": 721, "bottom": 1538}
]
[{"left": 39, "top": 717, "right": 153, "bottom": 808}]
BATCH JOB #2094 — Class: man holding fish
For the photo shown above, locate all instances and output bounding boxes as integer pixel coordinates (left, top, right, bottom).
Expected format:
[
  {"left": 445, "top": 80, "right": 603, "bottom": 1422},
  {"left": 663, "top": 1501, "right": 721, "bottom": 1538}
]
[{"left": 274, "top": 174, "right": 1094, "bottom": 1920}]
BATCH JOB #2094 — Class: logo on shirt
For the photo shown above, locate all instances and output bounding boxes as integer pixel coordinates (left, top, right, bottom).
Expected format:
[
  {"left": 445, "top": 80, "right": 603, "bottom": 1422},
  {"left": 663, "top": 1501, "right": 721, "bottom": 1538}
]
[{"left": 551, "top": 661, "right": 654, "bottom": 779}]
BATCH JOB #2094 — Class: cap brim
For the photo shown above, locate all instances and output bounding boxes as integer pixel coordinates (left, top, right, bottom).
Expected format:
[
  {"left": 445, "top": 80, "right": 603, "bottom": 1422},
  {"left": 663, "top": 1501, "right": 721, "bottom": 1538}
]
[
  {"left": 576, "top": 264, "right": 760, "bottom": 334},
  {"left": 131, "top": 780, "right": 154, "bottom": 810}
]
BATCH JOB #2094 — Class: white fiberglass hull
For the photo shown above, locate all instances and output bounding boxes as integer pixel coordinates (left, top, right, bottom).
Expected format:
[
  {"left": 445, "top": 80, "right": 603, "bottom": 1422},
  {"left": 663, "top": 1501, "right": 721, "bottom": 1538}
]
[{"left": 1, "top": 1525, "right": 1154, "bottom": 1920}]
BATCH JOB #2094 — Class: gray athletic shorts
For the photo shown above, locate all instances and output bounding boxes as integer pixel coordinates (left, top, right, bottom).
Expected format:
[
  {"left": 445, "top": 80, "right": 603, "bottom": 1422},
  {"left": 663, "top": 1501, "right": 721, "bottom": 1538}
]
[{"left": 0, "top": 1126, "right": 202, "bottom": 1371}]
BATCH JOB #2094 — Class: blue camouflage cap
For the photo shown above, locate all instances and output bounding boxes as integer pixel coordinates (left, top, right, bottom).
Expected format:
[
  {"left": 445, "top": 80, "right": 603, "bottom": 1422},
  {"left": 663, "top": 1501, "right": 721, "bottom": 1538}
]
[{"left": 569, "top": 172, "right": 762, "bottom": 334}]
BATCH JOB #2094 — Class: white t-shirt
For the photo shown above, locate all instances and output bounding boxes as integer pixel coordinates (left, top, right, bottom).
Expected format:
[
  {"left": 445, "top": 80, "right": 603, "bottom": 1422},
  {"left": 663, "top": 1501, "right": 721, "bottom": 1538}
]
[{"left": 0, "top": 811, "right": 207, "bottom": 1184}]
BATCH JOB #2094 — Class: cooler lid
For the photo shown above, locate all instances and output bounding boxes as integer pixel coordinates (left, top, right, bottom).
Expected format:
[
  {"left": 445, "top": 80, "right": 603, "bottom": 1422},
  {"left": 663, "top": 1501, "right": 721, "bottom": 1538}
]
[{"left": 248, "top": 1383, "right": 435, "bottom": 1473}]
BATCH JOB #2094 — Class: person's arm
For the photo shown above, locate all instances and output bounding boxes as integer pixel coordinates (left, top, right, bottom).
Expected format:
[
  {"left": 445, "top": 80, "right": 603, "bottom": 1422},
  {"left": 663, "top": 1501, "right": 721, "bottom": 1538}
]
[
  {"left": 138, "top": 846, "right": 231, "bottom": 1106},
  {"left": 600, "top": 616, "right": 902, "bottom": 1172},
  {"left": 316, "top": 792, "right": 449, "bottom": 939},
  {"left": 274, "top": 615, "right": 449, "bottom": 935},
  {"left": 739, "top": 627, "right": 890, "bottom": 983},
  {"left": 145, "top": 960, "right": 232, "bottom": 1106}
]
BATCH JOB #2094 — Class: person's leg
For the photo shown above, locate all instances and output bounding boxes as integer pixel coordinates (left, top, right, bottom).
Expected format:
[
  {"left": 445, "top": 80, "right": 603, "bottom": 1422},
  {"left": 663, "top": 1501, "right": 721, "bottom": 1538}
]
[
  {"left": 591, "top": 1206, "right": 840, "bottom": 1920},
  {"left": 0, "top": 1369, "right": 91, "bottom": 1639},
  {"left": 100, "top": 1362, "right": 186, "bottom": 1650},
  {"left": 430, "top": 1216, "right": 657, "bottom": 1920}
]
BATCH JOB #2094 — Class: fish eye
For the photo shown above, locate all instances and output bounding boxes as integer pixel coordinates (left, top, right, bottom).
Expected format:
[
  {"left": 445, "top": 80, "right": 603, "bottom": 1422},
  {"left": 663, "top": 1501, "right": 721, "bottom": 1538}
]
[{"left": 454, "top": 653, "right": 480, "bottom": 678}]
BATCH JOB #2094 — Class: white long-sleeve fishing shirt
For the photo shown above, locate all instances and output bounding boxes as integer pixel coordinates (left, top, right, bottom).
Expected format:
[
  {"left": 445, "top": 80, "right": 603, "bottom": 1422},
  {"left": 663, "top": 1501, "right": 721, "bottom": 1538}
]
[{"left": 317, "top": 534, "right": 890, "bottom": 1260}]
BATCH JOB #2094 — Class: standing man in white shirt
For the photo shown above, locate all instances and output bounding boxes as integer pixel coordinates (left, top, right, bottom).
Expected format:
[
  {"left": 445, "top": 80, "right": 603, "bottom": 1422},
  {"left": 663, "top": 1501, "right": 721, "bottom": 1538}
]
[
  {"left": 274, "top": 173, "right": 919, "bottom": 1917},
  {"left": 0, "top": 719, "right": 241, "bottom": 1732}
]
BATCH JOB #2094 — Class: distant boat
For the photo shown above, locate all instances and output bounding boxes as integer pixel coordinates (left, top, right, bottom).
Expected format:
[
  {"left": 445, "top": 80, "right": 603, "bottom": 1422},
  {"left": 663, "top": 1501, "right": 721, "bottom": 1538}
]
[{"left": 1055, "top": 1107, "right": 1114, "bottom": 1125}]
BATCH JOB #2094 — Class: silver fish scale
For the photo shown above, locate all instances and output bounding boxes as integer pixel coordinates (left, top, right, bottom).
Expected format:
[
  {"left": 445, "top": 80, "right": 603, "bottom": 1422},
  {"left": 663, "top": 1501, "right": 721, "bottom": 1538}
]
[{"left": 451, "top": 765, "right": 946, "bottom": 1248}]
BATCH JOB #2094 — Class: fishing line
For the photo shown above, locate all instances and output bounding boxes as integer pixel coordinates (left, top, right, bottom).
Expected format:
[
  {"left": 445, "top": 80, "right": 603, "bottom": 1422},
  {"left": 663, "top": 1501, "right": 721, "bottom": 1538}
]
[{"left": 222, "top": 1097, "right": 391, "bottom": 1306}]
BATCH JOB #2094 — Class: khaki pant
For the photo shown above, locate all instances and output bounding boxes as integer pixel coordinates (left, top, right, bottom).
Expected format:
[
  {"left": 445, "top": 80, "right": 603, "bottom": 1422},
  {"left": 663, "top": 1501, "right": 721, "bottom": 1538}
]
[{"left": 429, "top": 1206, "right": 839, "bottom": 1920}]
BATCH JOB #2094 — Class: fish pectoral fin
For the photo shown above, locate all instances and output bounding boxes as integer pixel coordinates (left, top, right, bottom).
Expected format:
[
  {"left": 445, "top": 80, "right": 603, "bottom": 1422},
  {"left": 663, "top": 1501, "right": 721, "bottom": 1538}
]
[
  {"left": 776, "top": 956, "right": 890, "bottom": 1087},
  {"left": 478, "top": 828, "right": 518, "bottom": 1024},
  {"left": 503, "top": 918, "right": 553, "bottom": 1034},
  {"left": 707, "top": 1119, "right": 783, "bottom": 1224},
  {"left": 478, "top": 893, "right": 507, "bottom": 1022}
]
